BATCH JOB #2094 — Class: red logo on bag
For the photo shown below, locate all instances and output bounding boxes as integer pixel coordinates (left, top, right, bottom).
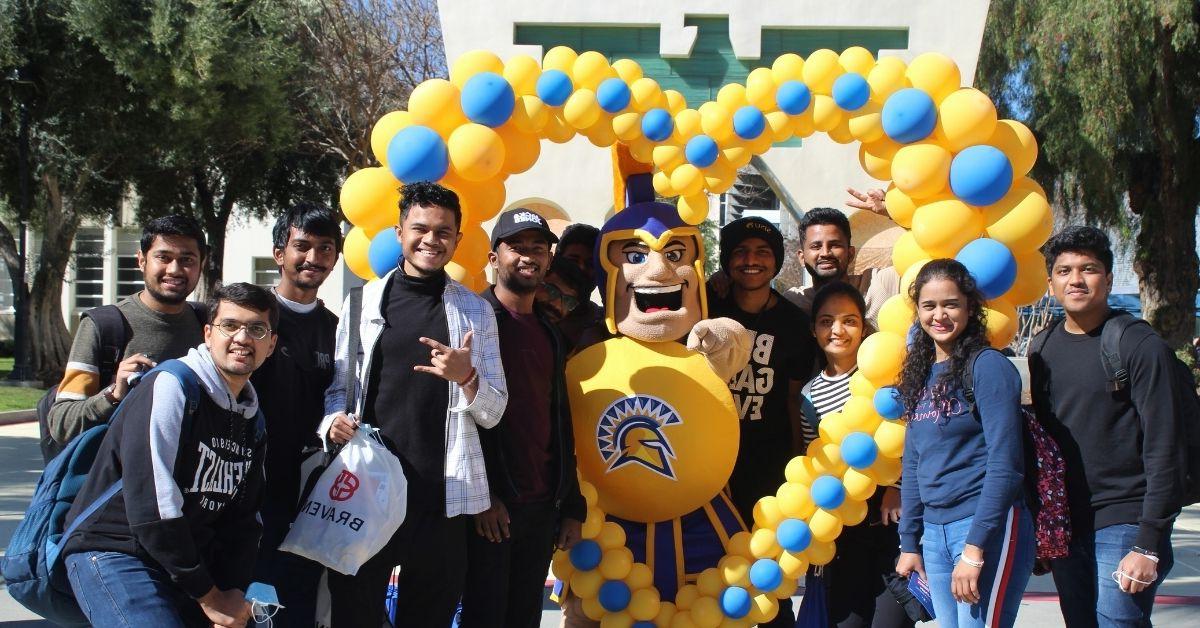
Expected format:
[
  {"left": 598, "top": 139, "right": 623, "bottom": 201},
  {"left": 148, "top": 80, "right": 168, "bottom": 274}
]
[{"left": 329, "top": 470, "right": 360, "bottom": 501}]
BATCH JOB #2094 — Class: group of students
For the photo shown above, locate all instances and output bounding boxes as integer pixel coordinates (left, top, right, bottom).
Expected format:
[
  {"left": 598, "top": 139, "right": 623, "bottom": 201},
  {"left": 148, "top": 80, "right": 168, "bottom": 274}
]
[{"left": 42, "top": 179, "right": 1189, "bottom": 628}]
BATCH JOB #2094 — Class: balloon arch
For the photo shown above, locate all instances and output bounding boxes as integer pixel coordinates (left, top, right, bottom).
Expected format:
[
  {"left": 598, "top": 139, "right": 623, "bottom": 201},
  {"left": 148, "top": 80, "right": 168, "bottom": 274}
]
[{"left": 340, "top": 46, "right": 1051, "bottom": 626}]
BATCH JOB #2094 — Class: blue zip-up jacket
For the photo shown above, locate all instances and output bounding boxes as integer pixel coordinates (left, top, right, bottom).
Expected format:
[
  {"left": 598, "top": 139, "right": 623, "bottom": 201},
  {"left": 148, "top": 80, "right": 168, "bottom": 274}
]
[{"left": 899, "top": 348, "right": 1025, "bottom": 552}]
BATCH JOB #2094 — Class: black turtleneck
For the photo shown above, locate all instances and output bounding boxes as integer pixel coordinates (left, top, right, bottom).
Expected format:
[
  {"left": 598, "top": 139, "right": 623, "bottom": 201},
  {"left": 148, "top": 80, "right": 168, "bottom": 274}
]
[{"left": 364, "top": 266, "right": 450, "bottom": 509}]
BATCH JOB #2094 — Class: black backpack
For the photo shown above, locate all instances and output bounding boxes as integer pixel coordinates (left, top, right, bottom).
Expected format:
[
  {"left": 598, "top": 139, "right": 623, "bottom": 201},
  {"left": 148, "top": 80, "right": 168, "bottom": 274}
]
[
  {"left": 36, "top": 302, "right": 208, "bottom": 464},
  {"left": 1029, "top": 311, "right": 1200, "bottom": 507}
]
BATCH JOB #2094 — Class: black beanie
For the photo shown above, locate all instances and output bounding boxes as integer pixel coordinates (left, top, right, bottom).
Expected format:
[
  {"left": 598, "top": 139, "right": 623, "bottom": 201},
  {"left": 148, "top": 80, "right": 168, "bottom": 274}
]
[{"left": 719, "top": 217, "right": 785, "bottom": 277}]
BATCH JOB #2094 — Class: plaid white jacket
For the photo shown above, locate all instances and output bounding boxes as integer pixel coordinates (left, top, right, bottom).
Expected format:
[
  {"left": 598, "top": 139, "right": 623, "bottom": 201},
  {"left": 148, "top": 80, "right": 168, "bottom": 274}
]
[{"left": 319, "top": 268, "right": 508, "bottom": 517}]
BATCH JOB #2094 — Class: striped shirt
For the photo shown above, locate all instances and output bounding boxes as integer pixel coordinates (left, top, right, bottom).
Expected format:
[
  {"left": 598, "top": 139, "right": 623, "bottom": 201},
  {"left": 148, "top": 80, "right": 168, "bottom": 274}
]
[{"left": 799, "top": 366, "right": 858, "bottom": 447}]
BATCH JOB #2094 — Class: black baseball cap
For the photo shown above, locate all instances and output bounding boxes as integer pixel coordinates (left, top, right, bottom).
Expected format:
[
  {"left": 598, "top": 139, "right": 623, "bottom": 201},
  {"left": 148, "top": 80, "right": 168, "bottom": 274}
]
[{"left": 490, "top": 208, "right": 559, "bottom": 250}]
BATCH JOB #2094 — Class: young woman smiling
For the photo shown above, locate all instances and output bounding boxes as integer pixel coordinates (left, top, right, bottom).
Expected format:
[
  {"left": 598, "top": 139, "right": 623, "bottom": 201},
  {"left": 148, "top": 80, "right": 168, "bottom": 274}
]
[
  {"left": 802, "top": 282, "right": 912, "bottom": 628},
  {"left": 893, "top": 259, "right": 1034, "bottom": 628}
]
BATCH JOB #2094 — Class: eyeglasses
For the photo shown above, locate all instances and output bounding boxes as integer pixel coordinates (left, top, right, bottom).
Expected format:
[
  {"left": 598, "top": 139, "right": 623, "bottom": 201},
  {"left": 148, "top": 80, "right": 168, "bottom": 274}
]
[
  {"left": 214, "top": 320, "right": 272, "bottom": 340},
  {"left": 540, "top": 281, "right": 579, "bottom": 312}
]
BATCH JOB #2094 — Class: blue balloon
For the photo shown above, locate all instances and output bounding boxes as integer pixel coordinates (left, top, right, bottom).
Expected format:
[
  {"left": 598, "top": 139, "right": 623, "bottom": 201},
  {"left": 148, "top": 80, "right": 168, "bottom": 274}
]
[
  {"left": 882, "top": 88, "right": 937, "bottom": 144},
  {"left": 832, "top": 73, "right": 870, "bottom": 111},
  {"left": 776, "top": 518, "right": 812, "bottom": 552},
  {"left": 367, "top": 229, "right": 403, "bottom": 278},
  {"left": 633, "top": 623, "right": 656, "bottom": 628},
  {"left": 536, "top": 70, "right": 573, "bottom": 106},
  {"left": 811, "top": 475, "right": 846, "bottom": 510},
  {"left": 460, "top": 72, "right": 515, "bottom": 128},
  {"left": 641, "top": 108, "right": 674, "bottom": 142},
  {"left": 569, "top": 539, "right": 602, "bottom": 571},
  {"left": 733, "top": 105, "right": 765, "bottom": 140},
  {"left": 386, "top": 125, "right": 448, "bottom": 184},
  {"left": 956, "top": 237, "right": 1018, "bottom": 299},
  {"left": 720, "top": 586, "right": 752, "bottom": 619},
  {"left": 685, "top": 135, "right": 719, "bottom": 168},
  {"left": 841, "top": 432, "right": 879, "bottom": 470},
  {"left": 599, "top": 580, "right": 631, "bottom": 612},
  {"left": 597, "top": 77, "right": 632, "bottom": 113},
  {"left": 749, "top": 559, "right": 784, "bottom": 592},
  {"left": 874, "top": 386, "right": 905, "bottom": 420},
  {"left": 776, "top": 81, "right": 811, "bottom": 115},
  {"left": 950, "top": 145, "right": 1014, "bottom": 206}
]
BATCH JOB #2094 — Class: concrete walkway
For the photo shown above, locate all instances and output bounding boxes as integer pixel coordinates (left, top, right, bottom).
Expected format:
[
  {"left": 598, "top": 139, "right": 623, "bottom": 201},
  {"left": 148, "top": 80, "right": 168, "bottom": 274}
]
[{"left": 0, "top": 420, "right": 1197, "bottom": 627}]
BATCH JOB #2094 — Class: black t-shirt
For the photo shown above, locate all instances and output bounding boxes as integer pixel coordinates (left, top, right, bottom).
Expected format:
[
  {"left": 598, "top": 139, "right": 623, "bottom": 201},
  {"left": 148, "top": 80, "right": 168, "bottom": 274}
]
[
  {"left": 496, "top": 304, "right": 554, "bottom": 502},
  {"left": 364, "top": 269, "right": 450, "bottom": 510},
  {"left": 709, "top": 290, "right": 818, "bottom": 520}
]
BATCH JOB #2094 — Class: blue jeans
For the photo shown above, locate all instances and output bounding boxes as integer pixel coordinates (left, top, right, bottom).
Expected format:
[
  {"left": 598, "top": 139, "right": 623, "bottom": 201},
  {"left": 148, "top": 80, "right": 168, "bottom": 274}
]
[
  {"left": 66, "top": 551, "right": 209, "bottom": 627},
  {"left": 922, "top": 504, "right": 1035, "bottom": 628},
  {"left": 1050, "top": 523, "right": 1175, "bottom": 628}
]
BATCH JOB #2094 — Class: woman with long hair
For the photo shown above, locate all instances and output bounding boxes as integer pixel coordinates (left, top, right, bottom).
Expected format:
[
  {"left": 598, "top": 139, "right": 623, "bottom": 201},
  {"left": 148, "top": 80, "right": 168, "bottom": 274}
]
[
  {"left": 893, "top": 259, "right": 1034, "bottom": 628},
  {"left": 802, "top": 282, "right": 913, "bottom": 628}
]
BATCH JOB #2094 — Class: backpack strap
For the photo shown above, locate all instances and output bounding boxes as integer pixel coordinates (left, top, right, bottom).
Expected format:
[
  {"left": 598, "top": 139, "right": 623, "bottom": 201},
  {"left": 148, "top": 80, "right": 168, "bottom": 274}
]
[
  {"left": 151, "top": 360, "right": 203, "bottom": 417},
  {"left": 1099, "top": 310, "right": 1144, "bottom": 393},
  {"left": 186, "top": 301, "right": 209, "bottom": 328},
  {"left": 82, "top": 305, "right": 130, "bottom": 389},
  {"left": 1028, "top": 316, "right": 1063, "bottom": 361},
  {"left": 961, "top": 346, "right": 991, "bottom": 415},
  {"left": 345, "top": 287, "right": 363, "bottom": 415}
]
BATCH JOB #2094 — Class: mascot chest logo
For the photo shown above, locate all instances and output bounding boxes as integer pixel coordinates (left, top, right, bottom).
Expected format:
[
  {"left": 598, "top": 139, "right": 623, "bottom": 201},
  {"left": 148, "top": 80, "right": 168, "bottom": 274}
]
[{"left": 596, "top": 395, "right": 683, "bottom": 480}]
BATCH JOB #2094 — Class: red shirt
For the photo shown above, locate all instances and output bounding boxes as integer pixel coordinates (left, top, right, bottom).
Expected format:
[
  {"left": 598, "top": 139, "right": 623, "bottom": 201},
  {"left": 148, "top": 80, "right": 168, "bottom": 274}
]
[{"left": 497, "top": 306, "right": 554, "bottom": 503}]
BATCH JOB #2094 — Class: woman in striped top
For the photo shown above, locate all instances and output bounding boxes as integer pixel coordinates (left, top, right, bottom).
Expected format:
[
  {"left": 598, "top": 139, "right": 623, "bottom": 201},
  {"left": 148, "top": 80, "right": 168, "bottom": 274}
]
[{"left": 802, "top": 281, "right": 912, "bottom": 628}]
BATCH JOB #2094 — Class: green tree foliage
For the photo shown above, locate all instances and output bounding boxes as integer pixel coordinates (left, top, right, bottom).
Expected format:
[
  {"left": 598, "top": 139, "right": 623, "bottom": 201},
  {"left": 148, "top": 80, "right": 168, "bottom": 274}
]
[{"left": 977, "top": 0, "right": 1200, "bottom": 346}]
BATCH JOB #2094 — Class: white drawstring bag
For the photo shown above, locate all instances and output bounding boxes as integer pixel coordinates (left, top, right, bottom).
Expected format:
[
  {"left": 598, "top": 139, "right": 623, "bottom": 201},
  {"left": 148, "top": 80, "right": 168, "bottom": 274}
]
[{"left": 279, "top": 425, "right": 406, "bottom": 575}]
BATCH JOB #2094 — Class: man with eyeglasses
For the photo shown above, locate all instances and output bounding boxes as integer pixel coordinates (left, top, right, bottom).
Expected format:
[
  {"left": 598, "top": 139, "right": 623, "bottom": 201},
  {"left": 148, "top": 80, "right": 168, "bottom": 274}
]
[
  {"left": 536, "top": 256, "right": 593, "bottom": 351},
  {"left": 61, "top": 283, "right": 278, "bottom": 628},
  {"left": 463, "top": 209, "right": 585, "bottom": 626}
]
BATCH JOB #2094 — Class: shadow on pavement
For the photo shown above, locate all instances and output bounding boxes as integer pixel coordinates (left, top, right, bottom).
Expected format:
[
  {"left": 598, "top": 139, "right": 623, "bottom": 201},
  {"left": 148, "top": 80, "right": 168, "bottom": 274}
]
[{"left": 0, "top": 430, "right": 42, "bottom": 549}]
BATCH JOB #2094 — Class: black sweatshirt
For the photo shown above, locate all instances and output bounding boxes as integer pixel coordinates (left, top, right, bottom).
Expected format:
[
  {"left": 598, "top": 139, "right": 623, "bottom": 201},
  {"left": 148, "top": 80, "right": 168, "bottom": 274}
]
[
  {"left": 63, "top": 346, "right": 266, "bottom": 598},
  {"left": 363, "top": 268, "right": 450, "bottom": 510},
  {"left": 1031, "top": 315, "right": 1186, "bottom": 548}
]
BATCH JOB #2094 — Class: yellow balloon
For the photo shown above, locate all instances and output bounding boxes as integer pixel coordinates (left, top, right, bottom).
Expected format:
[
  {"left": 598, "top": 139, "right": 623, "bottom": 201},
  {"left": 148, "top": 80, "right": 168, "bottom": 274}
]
[
  {"left": 697, "top": 568, "right": 725, "bottom": 597},
  {"left": 873, "top": 419, "right": 907, "bottom": 458},
  {"left": 843, "top": 468, "right": 878, "bottom": 501},
  {"left": 868, "top": 56, "right": 909, "bottom": 105},
  {"left": 408, "top": 79, "right": 467, "bottom": 138},
  {"left": 719, "top": 555, "right": 752, "bottom": 587},
  {"left": 858, "top": 332, "right": 906, "bottom": 387},
  {"left": 600, "top": 611, "right": 634, "bottom": 628},
  {"left": 1005, "top": 249, "right": 1049, "bottom": 306},
  {"left": 510, "top": 95, "right": 549, "bottom": 133},
  {"left": 543, "top": 111, "right": 575, "bottom": 144},
  {"left": 811, "top": 94, "right": 843, "bottom": 132},
  {"left": 848, "top": 103, "right": 885, "bottom": 143},
  {"left": 869, "top": 454, "right": 903, "bottom": 485},
  {"left": 678, "top": 193, "right": 709, "bottom": 224},
  {"left": 445, "top": 174, "right": 506, "bottom": 223},
  {"left": 675, "top": 584, "right": 700, "bottom": 610},
  {"left": 542, "top": 45, "right": 578, "bottom": 73},
  {"left": 776, "top": 481, "right": 817, "bottom": 519},
  {"left": 564, "top": 88, "right": 602, "bottom": 129},
  {"left": 911, "top": 198, "right": 985, "bottom": 257},
  {"left": 340, "top": 166, "right": 400, "bottom": 234},
  {"left": 745, "top": 67, "right": 778, "bottom": 111},
  {"left": 612, "top": 58, "right": 644, "bottom": 83},
  {"left": 664, "top": 89, "right": 688, "bottom": 114},
  {"left": 584, "top": 115, "right": 618, "bottom": 147},
  {"left": 726, "top": 531, "right": 754, "bottom": 560},
  {"left": 448, "top": 123, "right": 506, "bottom": 181},
  {"left": 722, "top": 144, "right": 753, "bottom": 168},
  {"left": 771, "top": 53, "right": 805, "bottom": 84},
  {"left": 837, "top": 497, "right": 869, "bottom": 526},
  {"left": 839, "top": 46, "right": 876, "bottom": 75},
  {"left": 496, "top": 122, "right": 541, "bottom": 174},
  {"left": 748, "top": 594, "right": 779, "bottom": 625},
  {"left": 699, "top": 102, "right": 734, "bottom": 142},
  {"left": 691, "top": 596, "right": 723, "bottom": 628},
  {"left": 784, "top": 455, "right": 817, "bottom": 485},
  {"left": 765, "top": 111, "right": 794, "bottom": 142},
  {"left": 848, "top": 371, "right": 877, "bottom": 398},
  {"left": 652, "top": 170, "right": 676, "bottom": 197},
  {"left": 890, "top": 231, "right": 931, "bottom": 276},
  {"left": 859, "top": 138, "right": 901, "bottom": 182},
  {"left": 502, "top": 54, "right": 541, "bottom": 97},
  {"left": 898, "top": 259, "right": 930, "bottom": 306},
  {"left": 989, "top": 119, "right": 1038, "bottom": 177},
  {"left": 343, "top": 226, "right": 376, "bottom": 280},
  {"left": 631, "top": 77, "right": 666, "bottom": 112},
  {"left": 573, "top": 50, "right": 615, "bottom": 91},
  {"left": 672, "top": 108, "right": 702, "bottom": 142},
  {"left": 805, "top": 539, "right": 836, "bottom": 566},
  {"left": 450, "top": 50, "right": 504, "bottom": 88},
  {"left": 613, "top": 111, "right": 643, "bottom": 141},
  {"left": 597, "top": 520, "right": 627, "bottom": 549},
  {"left": 883, "top": 184, "right": 922, "bottom": 229},
  {"left": 628, "top": 137, "right": 654, "bottom": 164},
  {"left": 671, "top": 164, "right": 705, "bottom": 197},
  {"left": 891, "top": 142, "right": 952, "bottom": 198},
  {"left": 791, "top": 107, "right": 816, "bottom": 138},
  {"left": 984, "top": 298, "right": 1019, "bottom": 349},
  {"left": 581, "top": 508, "right": 603, "bottom": 538},
  {"left": 935, "top": 88, "right": 998, "bottom": 152},
  {"left": 716, "top": 83, "right": 749, "bottom": 112},
  {"left": 983, "top": 180, "right": 1052, "bottom": 252},
  {"left": 827, "top": 117, "right": 855, "bottom": 144},
  {"left": 841, "top": 395, "right": 884, "bottom": 433},
  {"left": 572, "top": 569, "right": 604, "bottom": 598},
  {"left": 551, "top": 548, "right": 575, "bottom": 581},
  {"left": 599, "top": 547, "right": 635, "bottom": 580},
  {"left": 809, "top": 509, "right": 843, "bottom": 543},
  {"left": 750, "top": 527, "right": 781, "bottom": 559},
  {"left": 653, "top": 144, "right": 687, "bottom": 172},
  {"left": 370, "top": 111, "right": 411, "bottom": 167},
  {"left": 773, "top": 576, "right": 798, "bottom": 600},
  {"left": 629, "top": 588, "right": 661, "bottom": 621},
  {"left": 753, "top": 495, "right": 785, "bottom": 530},
  {"left": 778, "top": 551, "right": 809, "bottom": 581},
  {"left": 877, "top": 293, "right": 917, "bottom": 337},
  {"left": 802, "top": 48, "right": 844, "bottom": 94},
  {"left": 748, "top": 130, "right": 775, "bottom": 154},
  {"left": 905, "top": 52, "right": 961, "bottom": 103},
  {"left": 703, "top": 157, "right": 735, "bottom": 194}
]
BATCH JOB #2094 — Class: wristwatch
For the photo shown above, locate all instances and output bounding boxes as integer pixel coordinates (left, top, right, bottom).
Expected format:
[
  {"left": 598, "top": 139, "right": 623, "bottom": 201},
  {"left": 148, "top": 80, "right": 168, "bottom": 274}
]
[
  {"left": 101, "top": 384, "right": 120, "bottom": 407},
  {"left": 1131, "top": 546, "right": 1159, "bottom": 558}
]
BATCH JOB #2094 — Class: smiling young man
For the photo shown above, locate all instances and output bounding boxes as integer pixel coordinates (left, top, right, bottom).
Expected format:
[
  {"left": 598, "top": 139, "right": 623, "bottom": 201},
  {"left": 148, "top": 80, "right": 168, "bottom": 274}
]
[
  {"left": 319, "top": 181, "right": 507, "bottom": 627},
  {"left": 463, "top": 209, "right": 584, "bottom": 627},
  {"left": 62, "top": 283, "right": 276, "bottom": 628},
  {"left": 249, "top": 203, "right": 341, "bottom": 627},
  {"left": 1030, "top": 227, "right": 1186, "bottom": 627},
  {"left": 49, "top": 215, "right": 209, "bottom": 449}
]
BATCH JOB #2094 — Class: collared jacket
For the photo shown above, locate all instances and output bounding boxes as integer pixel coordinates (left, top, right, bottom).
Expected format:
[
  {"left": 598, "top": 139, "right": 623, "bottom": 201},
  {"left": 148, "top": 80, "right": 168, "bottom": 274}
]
[
  {"left": 479, "top": 288, "right": 585, "bottom": 523},
  {"left": 319, "top": 267, "right": 508, "bottom": 517}
]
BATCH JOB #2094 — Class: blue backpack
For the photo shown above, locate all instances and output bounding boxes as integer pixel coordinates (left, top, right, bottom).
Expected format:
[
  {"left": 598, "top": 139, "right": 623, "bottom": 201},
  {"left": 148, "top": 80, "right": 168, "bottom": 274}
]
[{"left": 1, "top": 360, "right": 201, "bottom": 626}]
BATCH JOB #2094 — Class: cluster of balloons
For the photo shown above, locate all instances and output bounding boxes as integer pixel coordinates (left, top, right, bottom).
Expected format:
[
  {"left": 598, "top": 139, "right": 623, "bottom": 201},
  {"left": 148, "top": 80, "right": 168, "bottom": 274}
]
[{"left": 339, "top": 45, "right": 1052, "bottom": 625}]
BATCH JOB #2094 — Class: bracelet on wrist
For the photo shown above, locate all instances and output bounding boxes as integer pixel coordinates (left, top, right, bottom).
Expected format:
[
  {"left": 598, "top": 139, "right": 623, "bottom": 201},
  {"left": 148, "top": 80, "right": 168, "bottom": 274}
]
[
  {"left": 1131, "top": 546, "right": 1160, "bottom": 563},
  {"left": 458, "top": 368, "right": 478, "bottom": 388},
  {"left": 959, "top": 555, "right": 984, "bottom": 569}
]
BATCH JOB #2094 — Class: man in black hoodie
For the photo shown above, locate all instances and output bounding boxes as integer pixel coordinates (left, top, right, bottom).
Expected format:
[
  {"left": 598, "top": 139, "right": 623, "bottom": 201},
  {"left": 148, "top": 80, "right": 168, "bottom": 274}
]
[
  {"left": 462, "top": 208, "right": 585, "bottom": 627},
  {"left": 62, "top": 283, "right": 277, "bottom": 628}
]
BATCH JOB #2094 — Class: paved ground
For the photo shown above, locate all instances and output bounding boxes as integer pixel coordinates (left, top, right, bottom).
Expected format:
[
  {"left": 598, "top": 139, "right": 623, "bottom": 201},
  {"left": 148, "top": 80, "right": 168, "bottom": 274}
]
[{"left": 0, "top": 420, "right": 1197, "bottom": 627}]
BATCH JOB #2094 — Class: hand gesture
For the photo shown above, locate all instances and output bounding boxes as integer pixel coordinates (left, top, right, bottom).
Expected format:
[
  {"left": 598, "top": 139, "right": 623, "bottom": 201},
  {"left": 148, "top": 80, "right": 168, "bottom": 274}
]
[
  {"left": 198, "top": 586, "right": 251, "bottom": 628},
  {"left": 952, "top": 544, "right": 984, "bottom": 605},
  {"left": 111, "top": 353, "right": 156, "bottom": 401},
  {"left": 474, "top": 497, "right": 510, "bottom": 543},
  {"left": 328, "top": 413, "right": 359, "bottom": 445},
  {"left": 1114, "top": 551, "right": 1158, "bottom": 594},
  {"left": 879, "top": 486, "right": 902, "bottom": 526},
  {"left": 896, "top": 552, "right": 926, "bottom": 581},
  {"left": 845, "top": 187, "right": 888, "bottom": 216},
  {"left": 556, "top": 518, "right": 583, "bottom": 551},
  {"left": 414, "top": 330, "right": 475, "bottom": 384}
]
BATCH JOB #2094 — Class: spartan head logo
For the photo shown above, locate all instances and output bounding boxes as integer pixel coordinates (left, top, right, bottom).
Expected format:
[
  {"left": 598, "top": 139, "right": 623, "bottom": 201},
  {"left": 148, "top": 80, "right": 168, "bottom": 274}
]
[
  {"left": 596, "top": 395, "right": 683, "bottom": 479},
  {"left": 329, "top": 470, "right": 360, "bottom": 502}
]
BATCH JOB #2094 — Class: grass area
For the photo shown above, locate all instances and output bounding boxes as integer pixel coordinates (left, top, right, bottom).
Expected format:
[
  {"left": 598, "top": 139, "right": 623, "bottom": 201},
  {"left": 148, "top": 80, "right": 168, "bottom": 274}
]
[{"left": 0, "top": 356, "right": 46, "bottom": 412}]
